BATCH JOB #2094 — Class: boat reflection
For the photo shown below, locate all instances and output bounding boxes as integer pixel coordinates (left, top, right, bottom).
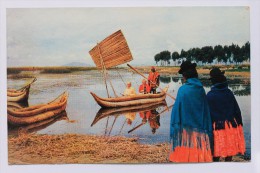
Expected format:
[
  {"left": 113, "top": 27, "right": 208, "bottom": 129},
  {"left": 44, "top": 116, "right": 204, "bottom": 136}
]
[
  {"left": 91, "top": 101, "right": 169, "bottom": 135},
  {"left": 7, "top": 101, "right": 29, "bottom": 109}
]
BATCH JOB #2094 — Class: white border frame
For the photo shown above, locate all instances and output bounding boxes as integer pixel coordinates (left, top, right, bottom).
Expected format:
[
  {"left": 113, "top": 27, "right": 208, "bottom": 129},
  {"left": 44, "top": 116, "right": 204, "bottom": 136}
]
[{"left": 1, "top": 1, "right": 259, "bottom": 173}]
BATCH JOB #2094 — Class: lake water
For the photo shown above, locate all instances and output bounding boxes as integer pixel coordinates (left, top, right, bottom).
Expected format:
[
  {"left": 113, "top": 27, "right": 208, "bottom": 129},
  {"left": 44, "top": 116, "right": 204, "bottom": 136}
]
[{"left": 7, "top": 69, "right": 251, "bottom": 158}]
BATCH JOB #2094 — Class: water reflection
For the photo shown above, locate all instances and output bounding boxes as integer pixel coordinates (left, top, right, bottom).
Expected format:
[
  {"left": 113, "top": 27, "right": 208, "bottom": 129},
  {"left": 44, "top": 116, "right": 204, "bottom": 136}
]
[
  {"left": 7, "top": 101, "right": 29, "bottom": 109},
  {"left": 159, "top": 76, "right": 171, "bottom": 84},
  {"left": 233, "top": 86, "right": 251, "bottom": 96},
  {"left": 91, "top": 102, "right": 167, "bottom": 135},
  {"left": 166, "top": 75, "right": 251, "bottom": 96}
]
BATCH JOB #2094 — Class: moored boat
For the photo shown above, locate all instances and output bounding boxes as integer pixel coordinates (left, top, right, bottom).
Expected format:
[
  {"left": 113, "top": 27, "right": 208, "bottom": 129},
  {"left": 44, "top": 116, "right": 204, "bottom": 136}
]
[
  {"left": 8, "top": 111, "right": 68, "bottom": 136},
  {"left": 8, "top": 91, "right": 68, "bottom": 126},
  {"left": 7, "top": 78, "right": 36, "bottom": 102},
  {"left": 90, "top": 86, "right": 168, "bottom": 108}
]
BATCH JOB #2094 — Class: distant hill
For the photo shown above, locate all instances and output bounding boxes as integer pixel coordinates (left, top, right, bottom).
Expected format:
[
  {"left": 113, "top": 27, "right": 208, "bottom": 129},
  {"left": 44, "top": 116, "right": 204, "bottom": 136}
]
[{"left": 63, "top": 62, "right": 93, "bottom": 67}]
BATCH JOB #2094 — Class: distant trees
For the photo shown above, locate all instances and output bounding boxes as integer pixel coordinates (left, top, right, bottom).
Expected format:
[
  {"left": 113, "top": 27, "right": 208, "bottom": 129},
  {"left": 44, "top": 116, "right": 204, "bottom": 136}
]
[
  {"left": 154, "top": 50, "right": 171, "bottom": 66},
  {"left": 154, "top": 42, "right": 250, "bottom": 66}
]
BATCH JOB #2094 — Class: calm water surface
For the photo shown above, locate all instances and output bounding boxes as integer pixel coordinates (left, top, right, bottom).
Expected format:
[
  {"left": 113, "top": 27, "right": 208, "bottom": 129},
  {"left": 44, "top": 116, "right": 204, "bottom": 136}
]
[{"left": 7, "top": 70, "right": 251, "bottom": 157}]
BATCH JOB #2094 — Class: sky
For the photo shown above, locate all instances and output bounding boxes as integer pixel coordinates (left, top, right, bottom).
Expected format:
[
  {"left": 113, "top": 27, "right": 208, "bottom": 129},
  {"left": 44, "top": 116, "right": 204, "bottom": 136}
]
[{"left": 6, "top": 7, "right": 250, "bottom": 67}]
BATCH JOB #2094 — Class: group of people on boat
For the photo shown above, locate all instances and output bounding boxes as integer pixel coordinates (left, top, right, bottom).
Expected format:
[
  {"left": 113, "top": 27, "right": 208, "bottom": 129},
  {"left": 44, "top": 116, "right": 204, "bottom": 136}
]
[
  {"left": 121, "top": 67, "right": 161, "bottom": 133},
  {"left": 123, "top": 66, "right": 160, "bottom": 96},
  {"left": 169, "top": 60, "right": 246, "bottom": 163}
]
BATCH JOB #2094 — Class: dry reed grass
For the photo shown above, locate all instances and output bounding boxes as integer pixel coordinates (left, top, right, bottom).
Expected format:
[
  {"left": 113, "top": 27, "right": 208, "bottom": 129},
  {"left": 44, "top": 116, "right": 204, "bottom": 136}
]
[
  {"left": 8, "top": 133, "right": 247, "bottom": 164},
  {"left": 134, "top": 66, "right": 250, "bottom": 77},
  {"left": 8, "top": 133, "right": 170, "bottom": 164}
]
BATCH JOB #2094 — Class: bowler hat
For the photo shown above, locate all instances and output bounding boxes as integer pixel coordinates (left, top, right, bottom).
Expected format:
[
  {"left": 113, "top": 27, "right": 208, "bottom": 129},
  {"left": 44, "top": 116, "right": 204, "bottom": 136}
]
[
  {"left": 209, "top": 67, "right": 225, "bottom": 80},
  {"left": 178, "top": 61, "right": 197, "bottom": 74}
]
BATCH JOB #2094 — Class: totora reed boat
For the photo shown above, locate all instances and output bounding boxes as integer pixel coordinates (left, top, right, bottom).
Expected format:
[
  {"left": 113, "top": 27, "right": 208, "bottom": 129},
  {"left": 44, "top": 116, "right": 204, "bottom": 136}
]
[
  {"left": 7, "top": 78, "right": 37, "bottom": 102},
  {"left": 88, "top": 30, "right": 174, "bottom": 109},
  {"left": 90, "top": 86, "right": 168, "bottom": 108},
  {"left": 8, "top": 91, "right": 68, "bottom": 126}
]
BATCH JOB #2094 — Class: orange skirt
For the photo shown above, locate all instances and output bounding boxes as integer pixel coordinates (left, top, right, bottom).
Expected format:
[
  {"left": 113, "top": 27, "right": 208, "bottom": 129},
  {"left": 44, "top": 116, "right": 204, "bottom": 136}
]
[
  {"left": 213, "top": 121, "right": 246, "bottom": 157},
  {"left": 169, "top": 129, "right": 212, "bottom": 163}
]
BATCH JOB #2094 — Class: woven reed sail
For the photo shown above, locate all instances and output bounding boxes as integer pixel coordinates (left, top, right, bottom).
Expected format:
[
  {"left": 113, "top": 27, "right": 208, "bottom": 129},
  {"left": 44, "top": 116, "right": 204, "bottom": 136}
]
[{"left": 89, "top": 30, "right": 133, "bottom": 69}]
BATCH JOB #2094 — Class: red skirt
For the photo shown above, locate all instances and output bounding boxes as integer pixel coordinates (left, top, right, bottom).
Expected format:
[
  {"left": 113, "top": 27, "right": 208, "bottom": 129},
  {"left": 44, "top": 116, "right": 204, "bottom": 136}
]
[
  {"left": 213, "top": 121, "right": 246, "bottom": 157},
  {"left": 169, "top": 129, "right": 213, "bottom": 163}
]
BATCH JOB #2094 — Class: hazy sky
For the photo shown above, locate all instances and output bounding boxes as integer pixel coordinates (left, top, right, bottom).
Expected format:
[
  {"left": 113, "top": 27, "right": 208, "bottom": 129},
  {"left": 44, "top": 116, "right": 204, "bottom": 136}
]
[{"left": 7, "top": 7, "right": 250, "bottom": 67}]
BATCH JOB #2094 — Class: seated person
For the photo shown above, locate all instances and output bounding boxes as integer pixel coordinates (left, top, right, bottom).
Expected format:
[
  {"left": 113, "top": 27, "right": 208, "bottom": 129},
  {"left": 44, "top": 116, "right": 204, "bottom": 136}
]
[
  {"left": 123, "top": 82, "right": 136, "bottom": 96},
  {"left": 139, "top": 79, "right": 151, "bottom": 94}
]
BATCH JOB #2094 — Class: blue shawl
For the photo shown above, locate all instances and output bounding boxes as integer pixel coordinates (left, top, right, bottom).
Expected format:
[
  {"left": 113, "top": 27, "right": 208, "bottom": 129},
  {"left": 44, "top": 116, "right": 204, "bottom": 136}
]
[
  {"left": 170, "top": 78, "right": 212, "bottom": 137},
  {"left": 206, "top": 82, "right": 242, "bottom": 130}
]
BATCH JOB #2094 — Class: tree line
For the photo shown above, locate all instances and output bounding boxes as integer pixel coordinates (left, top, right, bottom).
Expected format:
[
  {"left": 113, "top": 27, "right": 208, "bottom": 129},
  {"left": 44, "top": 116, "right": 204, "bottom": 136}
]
[{"left": 154, "top": 42, "right": 250, "bottom": 66}]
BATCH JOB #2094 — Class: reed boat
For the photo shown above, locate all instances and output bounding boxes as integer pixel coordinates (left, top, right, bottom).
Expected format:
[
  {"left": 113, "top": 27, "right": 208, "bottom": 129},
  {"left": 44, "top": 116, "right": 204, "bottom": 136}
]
[
  {"left": 7, "top": 85, "right": 31, "bottom": 102},
  {"left": 8, "top": 91, "right": 68, "bottom": 126},
  {"left": 91, "top": 101, "right": 167, "bottom": 126},
  {"left": 7, "top": 78, "right": 36, "bottom": 102},
  {"left": 90, "top": 86, "right": 168, "bottom": 108},
  {"left": 8, "top": 111, "right": 68, "bottom": 136}
]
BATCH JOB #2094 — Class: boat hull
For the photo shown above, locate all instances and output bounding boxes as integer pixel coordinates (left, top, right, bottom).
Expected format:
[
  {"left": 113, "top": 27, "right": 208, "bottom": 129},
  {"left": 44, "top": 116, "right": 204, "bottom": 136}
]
[
  {"left": 8, "top": 92, "right": 68, "bottom": 126},
  {"left": 90, "top": 87, "right": 168, "bottom": 108},
  {"left": 7, "top": 85, "right": 30, "bottom": 102}
]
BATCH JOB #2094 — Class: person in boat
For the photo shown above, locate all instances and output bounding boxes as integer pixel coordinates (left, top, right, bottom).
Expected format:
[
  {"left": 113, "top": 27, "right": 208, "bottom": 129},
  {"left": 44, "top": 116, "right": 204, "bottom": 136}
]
[
  {"left": 139, "top": 79, "right": 151, "bottom": 94},
  {"left": 169, "top": 60, "right": 213, "bottom": 163},
  {"left": 206, "top": 67, "right": 246, "bottom": 162},
  {"left": 123, "top": 82, "right": 136, "bottom": 96},
  {"left": 148, "top": 66, "right": 160, "bottom": 94}
]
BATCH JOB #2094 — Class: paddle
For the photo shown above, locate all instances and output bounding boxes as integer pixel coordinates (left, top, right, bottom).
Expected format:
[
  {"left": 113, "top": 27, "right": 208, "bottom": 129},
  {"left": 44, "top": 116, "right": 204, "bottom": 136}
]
[
  {"left": 127, "top": 64, "right": 176, "bottom": 100},
  {"left": 127, "top": 104, "right": 174, "bottom": 133}
]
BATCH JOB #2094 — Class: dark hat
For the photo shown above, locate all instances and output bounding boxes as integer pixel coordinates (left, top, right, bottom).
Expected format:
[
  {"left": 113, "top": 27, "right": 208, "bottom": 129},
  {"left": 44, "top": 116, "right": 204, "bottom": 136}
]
[
  {"left": 209, "top": 67, "right": 225, "bottom": 80},
  {"left": 178, "top": 61, "right": 197, "bottom": 74}
]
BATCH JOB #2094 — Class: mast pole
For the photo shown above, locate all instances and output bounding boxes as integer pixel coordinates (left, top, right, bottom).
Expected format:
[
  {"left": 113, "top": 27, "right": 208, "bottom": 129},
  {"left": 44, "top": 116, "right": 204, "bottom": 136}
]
[{"left": 97, "top": 43, "right": 110, "bottom": 98}]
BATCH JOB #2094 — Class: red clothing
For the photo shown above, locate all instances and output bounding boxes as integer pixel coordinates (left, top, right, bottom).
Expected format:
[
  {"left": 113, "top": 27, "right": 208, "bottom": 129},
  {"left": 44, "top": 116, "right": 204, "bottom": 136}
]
[
  {"left": 148, "top": 72, "right": 160, "bottom": 88},
  {"left": 148, "top": 113, "right": 160, "bottom": 129},
  {"left": 139, "top": 84, "right": 151, "bottom": 94},
  {"left": 139, "top": 111, "right": 151, "bottom": 119}
]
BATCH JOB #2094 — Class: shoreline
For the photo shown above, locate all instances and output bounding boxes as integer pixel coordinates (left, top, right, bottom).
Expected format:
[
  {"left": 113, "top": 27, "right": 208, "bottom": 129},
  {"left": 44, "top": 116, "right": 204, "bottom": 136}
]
[
  {"left": 8, "top": 133, "right": 249, "bottom": 164},
  {"left": 7, "top": 66, "right": 250, "bottom": 79}
]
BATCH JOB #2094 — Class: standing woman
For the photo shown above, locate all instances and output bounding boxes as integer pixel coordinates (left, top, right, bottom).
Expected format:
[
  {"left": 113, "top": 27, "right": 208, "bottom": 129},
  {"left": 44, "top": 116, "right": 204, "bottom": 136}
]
[
  {"left": 207, "top": 68, "right": 246, "bottom": 161},
  {"left": 169, "top": 61, "right": 213, "bottom": 163}
]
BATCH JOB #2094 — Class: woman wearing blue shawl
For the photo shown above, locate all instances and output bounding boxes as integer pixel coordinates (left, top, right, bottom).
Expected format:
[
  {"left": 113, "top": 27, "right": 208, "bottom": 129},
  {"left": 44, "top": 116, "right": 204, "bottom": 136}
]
[
  {"left": 207, "top": 68, "right": 245, "bottom": 162},
  {"left": 169, "top": 61, "right": 213, "bottom": 163}
]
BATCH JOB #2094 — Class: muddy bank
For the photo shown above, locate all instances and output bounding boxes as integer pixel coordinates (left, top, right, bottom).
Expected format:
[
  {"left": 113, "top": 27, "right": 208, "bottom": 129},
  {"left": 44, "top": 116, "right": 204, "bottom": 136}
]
[{"left": 8, "top": 134, "right": 248, "bottom": 164}]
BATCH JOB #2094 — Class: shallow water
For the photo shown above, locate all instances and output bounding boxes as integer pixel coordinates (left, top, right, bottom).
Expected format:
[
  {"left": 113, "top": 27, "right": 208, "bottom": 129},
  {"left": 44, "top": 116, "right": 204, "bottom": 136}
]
[{"left": 7, "top": 70, "right": 251, "bottom": 157}]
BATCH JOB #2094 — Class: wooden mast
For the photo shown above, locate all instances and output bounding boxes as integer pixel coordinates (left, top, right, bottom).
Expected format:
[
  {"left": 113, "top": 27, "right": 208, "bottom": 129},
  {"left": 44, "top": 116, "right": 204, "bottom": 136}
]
[{"left": 97, "top": 43, "right": 110, "bottom": 98}]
